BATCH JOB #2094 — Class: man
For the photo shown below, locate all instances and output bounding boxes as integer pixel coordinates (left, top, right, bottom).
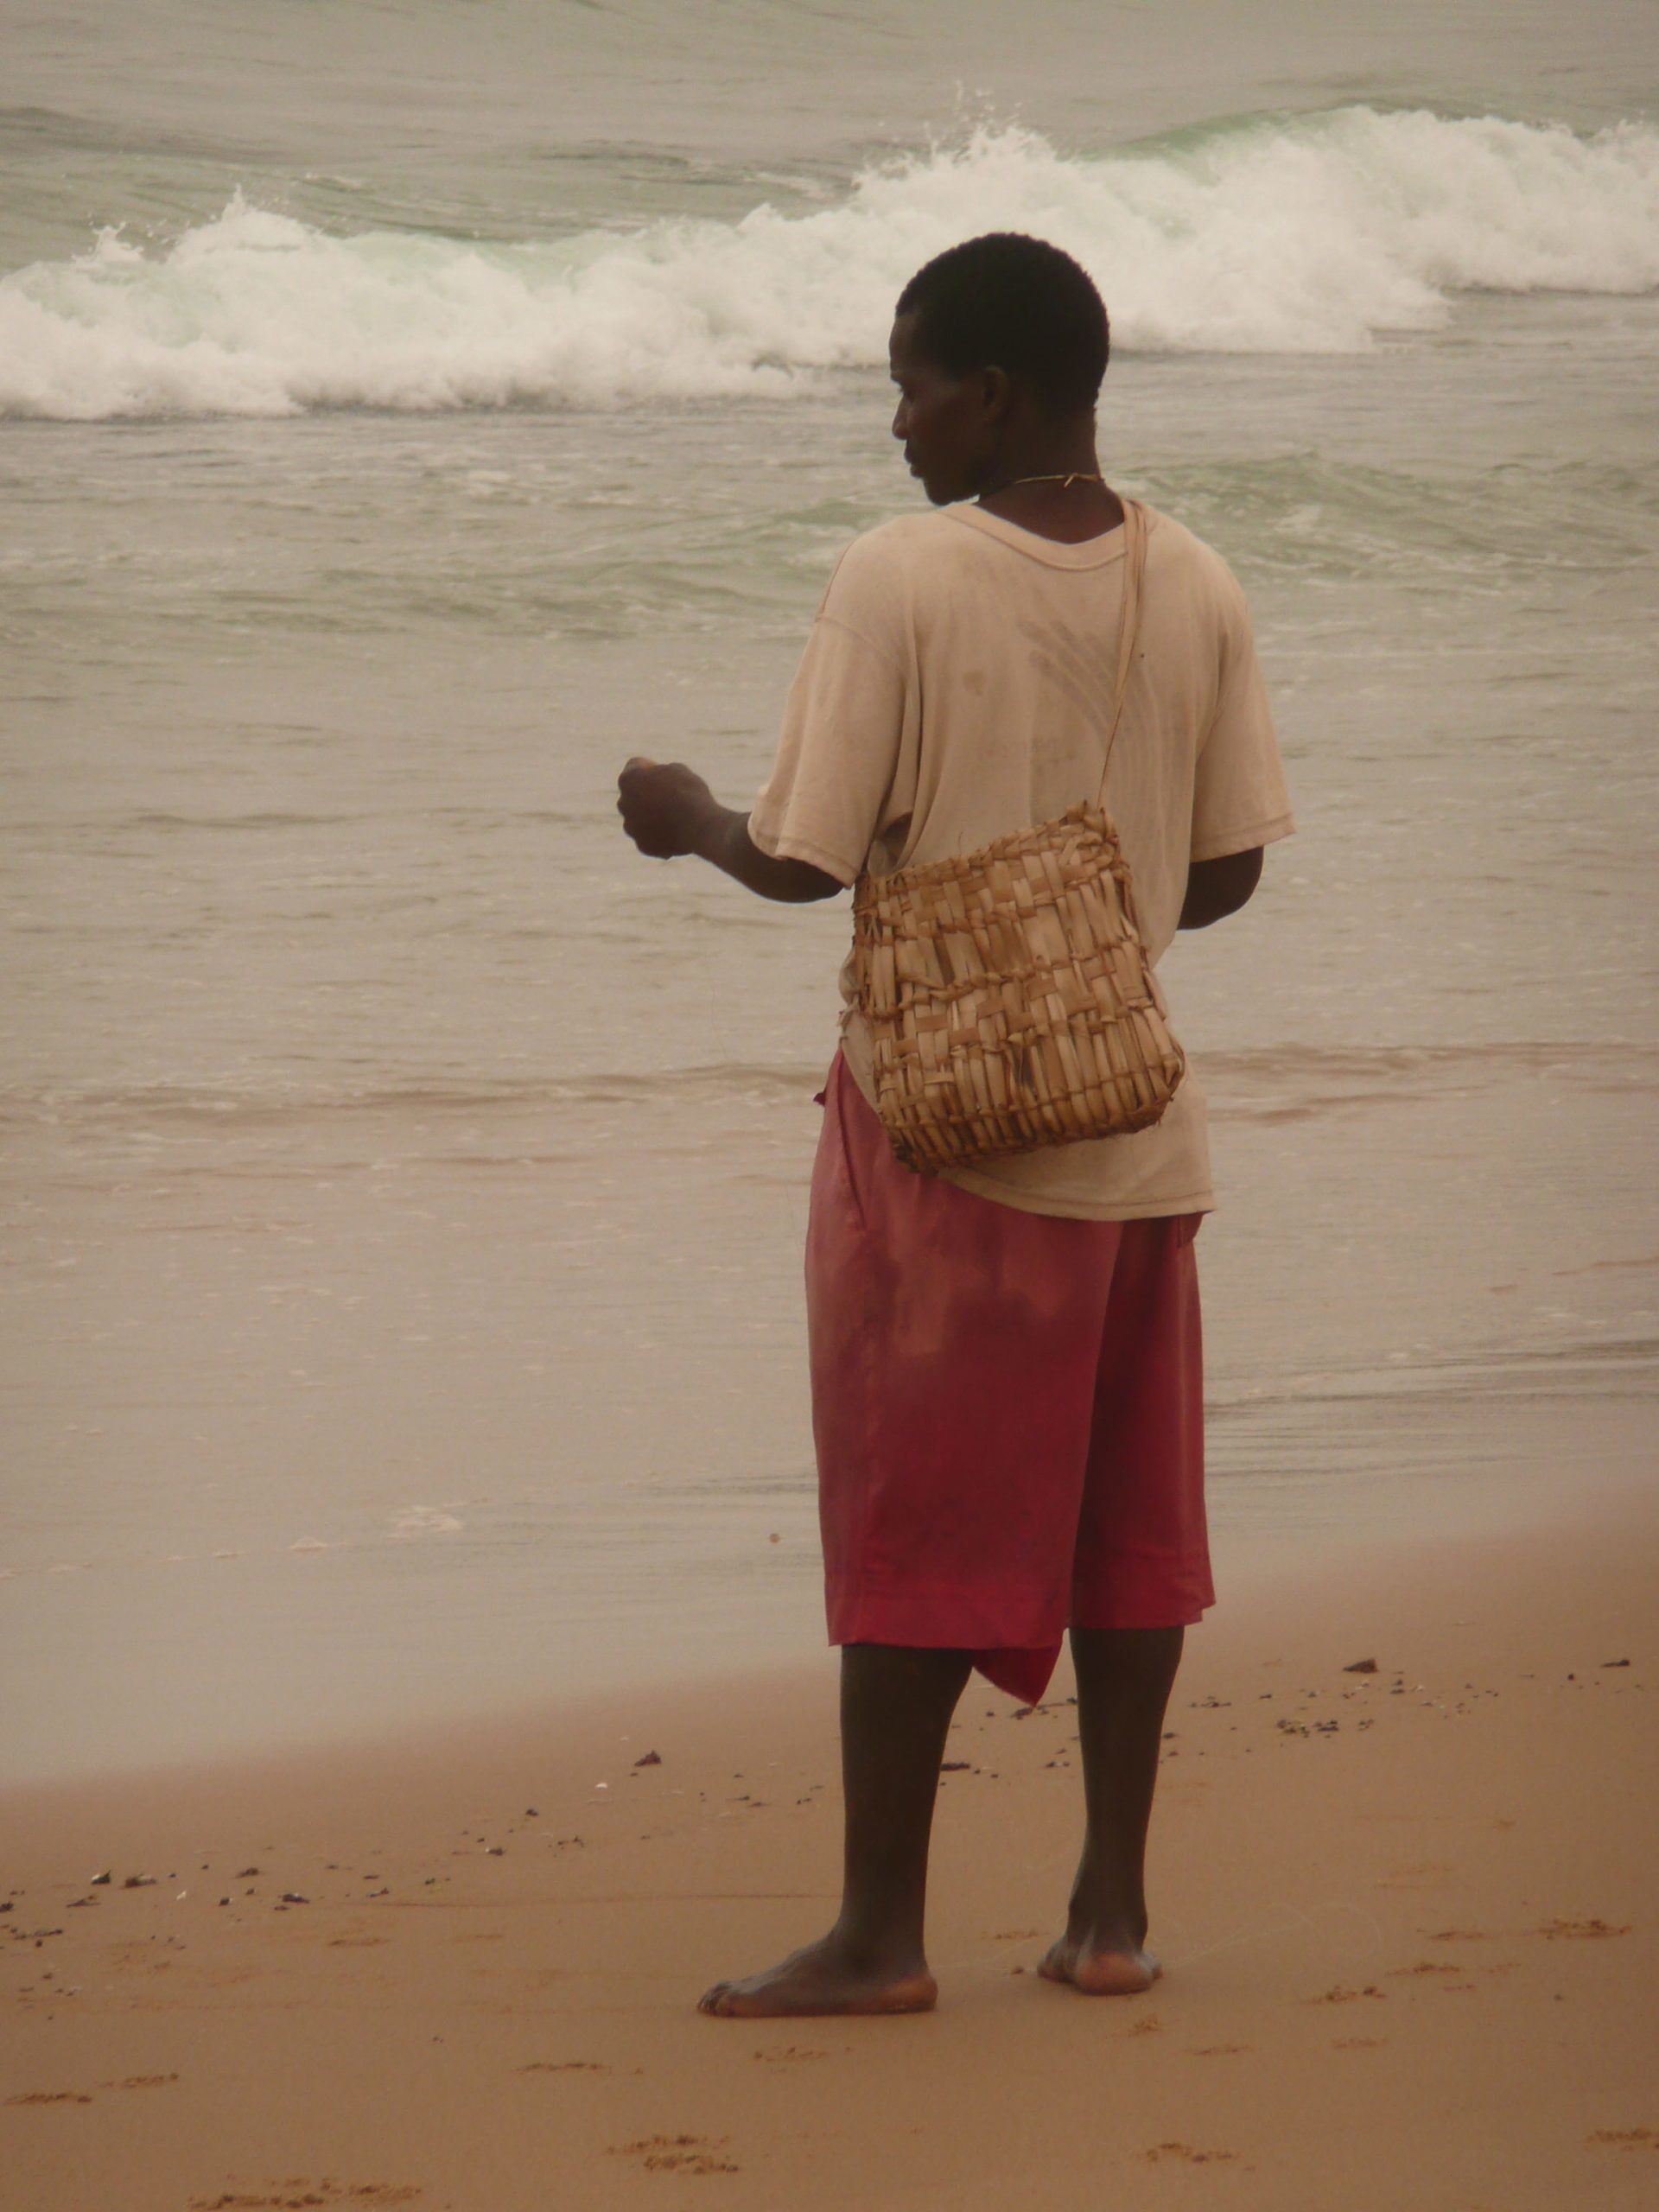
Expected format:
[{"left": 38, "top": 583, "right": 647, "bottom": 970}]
[{"left": 618, "top": 232, "right": 1294, "bottom": 2018}]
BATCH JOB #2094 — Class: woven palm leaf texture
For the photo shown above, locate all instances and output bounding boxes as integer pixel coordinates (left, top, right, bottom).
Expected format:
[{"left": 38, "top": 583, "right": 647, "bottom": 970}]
[{"left": 852, "top": 803, "right": 1185, "bottom": 1173}]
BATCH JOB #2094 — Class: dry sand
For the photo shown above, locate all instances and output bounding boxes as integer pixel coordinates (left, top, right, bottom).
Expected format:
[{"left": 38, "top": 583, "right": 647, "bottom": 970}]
[{"left": 3, "top": 1481, "right": 1654, "bottom": 2212}]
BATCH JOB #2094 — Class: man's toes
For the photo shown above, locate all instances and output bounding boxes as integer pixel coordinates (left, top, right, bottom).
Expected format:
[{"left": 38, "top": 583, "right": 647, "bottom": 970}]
[{"left": 697, "top": 1982, "right": 734, "bottom": 2016}]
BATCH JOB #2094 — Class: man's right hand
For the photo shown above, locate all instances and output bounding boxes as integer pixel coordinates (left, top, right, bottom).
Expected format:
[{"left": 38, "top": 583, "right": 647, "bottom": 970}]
[{"left": 616, "top": 757, "right": 718, "bottom": 860}]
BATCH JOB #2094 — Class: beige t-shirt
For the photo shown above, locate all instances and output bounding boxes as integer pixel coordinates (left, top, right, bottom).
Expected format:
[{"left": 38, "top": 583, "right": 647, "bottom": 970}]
[{"left": 748, "top": 500, "right": 1294, "bottom": 1219}]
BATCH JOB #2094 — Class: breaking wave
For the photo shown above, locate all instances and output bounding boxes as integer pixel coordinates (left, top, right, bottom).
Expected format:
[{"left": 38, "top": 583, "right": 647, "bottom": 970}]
[{"left": 3, "top": 105, "right": 1656, "bottom": 418}]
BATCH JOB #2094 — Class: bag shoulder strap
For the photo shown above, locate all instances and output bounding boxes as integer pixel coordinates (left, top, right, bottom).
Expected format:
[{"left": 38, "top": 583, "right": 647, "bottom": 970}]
[{"left": 1093, "top": 496, "right": 1147, "bottom": 809}]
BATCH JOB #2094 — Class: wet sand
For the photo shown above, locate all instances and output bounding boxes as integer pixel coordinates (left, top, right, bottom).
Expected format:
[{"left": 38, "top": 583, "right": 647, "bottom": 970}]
[{"left": 3, "top": 1480, "right": 1654, "bottom": 2212}]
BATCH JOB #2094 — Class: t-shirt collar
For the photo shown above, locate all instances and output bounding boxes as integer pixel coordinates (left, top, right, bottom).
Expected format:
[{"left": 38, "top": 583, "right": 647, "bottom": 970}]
[{"left": 944, "top": 501, "right": 1130, "bottom": 569}]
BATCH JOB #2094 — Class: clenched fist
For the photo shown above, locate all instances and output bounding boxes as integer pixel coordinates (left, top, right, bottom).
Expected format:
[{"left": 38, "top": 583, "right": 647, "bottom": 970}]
[{"left": 616, "top": 756, "right": 716, "bottom": 860}]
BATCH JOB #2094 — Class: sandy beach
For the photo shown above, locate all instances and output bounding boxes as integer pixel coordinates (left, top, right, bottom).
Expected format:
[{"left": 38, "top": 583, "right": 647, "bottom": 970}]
[{"left": 3, "top": 1476, "right": 1652, "bottom": 2212}]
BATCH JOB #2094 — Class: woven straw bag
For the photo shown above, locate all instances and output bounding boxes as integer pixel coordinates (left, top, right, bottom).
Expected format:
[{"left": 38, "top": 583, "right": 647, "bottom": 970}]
[{"left": 850, "top": 498, "right": 1185, "bottom": 1175}]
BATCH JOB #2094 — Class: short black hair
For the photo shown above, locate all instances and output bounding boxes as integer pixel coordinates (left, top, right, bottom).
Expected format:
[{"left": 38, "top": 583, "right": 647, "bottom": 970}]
[{"left": 895, "top": 233, "right": 1109, "bottom": 416}]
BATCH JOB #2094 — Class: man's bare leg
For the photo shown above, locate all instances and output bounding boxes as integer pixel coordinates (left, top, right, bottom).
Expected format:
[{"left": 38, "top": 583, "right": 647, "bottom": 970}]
[
  {"left": 699, "top": 1643, "right": 971, "bottom": 2018},
  {"left": 1039, "top": 1624, "right": 1185, "bottom": 1995}
]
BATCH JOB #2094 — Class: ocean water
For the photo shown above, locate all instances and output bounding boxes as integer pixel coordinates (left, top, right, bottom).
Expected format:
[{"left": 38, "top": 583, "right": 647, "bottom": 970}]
[{"left": 3, "top": 0, "right": 1656, "bottom": 1780}]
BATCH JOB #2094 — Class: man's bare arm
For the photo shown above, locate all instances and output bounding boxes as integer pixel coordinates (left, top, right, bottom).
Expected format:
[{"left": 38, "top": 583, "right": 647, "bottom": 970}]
[
  {"left": 1178, "top": 846, "right": 1262, "bottom": 930},
  {"left": 621, "top": 760, "right": 1264, "bottom": 920},
  {"left": 617, "top": 757, "right": 843, "bottom": 904},
  {"left": 691, "top": 804, "right": 845, "bottom": 903}
]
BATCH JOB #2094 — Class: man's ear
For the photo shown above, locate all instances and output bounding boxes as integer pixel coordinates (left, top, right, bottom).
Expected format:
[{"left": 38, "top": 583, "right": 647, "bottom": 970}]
[{"left": 977, "top": 364, "right": 1013, "bottom": 422}]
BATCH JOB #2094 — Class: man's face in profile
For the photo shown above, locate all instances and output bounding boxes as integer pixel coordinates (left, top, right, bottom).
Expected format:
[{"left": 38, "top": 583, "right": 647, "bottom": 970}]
[{"left": 889, "top": 311, "right": 992, "bottom": 506}]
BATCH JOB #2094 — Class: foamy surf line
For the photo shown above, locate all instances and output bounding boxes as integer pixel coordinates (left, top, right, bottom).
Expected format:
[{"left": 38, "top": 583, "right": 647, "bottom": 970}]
[{"left": 3, "top": 107, "right": 1656, "bottom": 419}]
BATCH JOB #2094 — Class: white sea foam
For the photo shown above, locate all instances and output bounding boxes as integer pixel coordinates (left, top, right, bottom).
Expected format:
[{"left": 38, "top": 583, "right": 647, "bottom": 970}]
[
  {"left": 2, "top": 107, "right": 1656, "bottom": 417},
  {"left": 391, "top": 1504, "right": 465, "bottom": 1539}
]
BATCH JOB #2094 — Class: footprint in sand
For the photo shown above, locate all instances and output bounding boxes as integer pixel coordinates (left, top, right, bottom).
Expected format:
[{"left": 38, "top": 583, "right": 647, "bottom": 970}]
[
  {"left": 7, "top": 2089, "right": 94, "bottom": 2105},
  {"left": 1378, "top": 1860, "right": 1457, "bottom": 1889},
  {"left": 98, "top": 2074, "right": 181, "bottom": 2089},
  {"left": 1389, "top": 1961, "right": 1462, "bottom": 1977},
  {"left": 188, "top": 2184, "right": 422, "bottom": 2209},
  {"left": 1311, "top": 1984, "right": 1386, "bottom": 2004},
  {"left": 1333, "top": 2037, "right": 1387, "bottom": 2050},
  {"left": 611, "top": 2135, "right": 740, "bottom": 2177},
  {"left": 1538, "top": 1917, "right": 1630, "bottom": 1941},
  {"left": 752, "top": 2045, "right": 826, "bottom": 2064},
  {"left": 1586, "top": 2128, "right": 1656, "bottom": 2152},
  {"left": 1188, "top": 2044, "right": 1250, "bottom": 2057},
  {"left": 517, "top": 2061, "right": 609, "bottom": 2075},
  {"left": 1145, "top": 2143, "right": 1236, "bottom": 2165}
]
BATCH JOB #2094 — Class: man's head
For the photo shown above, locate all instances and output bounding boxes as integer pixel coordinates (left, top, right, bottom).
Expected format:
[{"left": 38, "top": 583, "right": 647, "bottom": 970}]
[{"left": 889, "top": 232, "right": 1109, "bottom": 505}]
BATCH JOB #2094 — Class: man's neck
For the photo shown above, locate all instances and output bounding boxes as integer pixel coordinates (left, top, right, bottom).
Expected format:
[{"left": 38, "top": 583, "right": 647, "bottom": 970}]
[{"left": 973, "top": 445, "right": 1122, "bottom": 545}]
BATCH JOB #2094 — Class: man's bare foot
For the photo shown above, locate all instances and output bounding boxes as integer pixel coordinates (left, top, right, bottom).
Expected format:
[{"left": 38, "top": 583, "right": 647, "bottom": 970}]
[
  {"left": 698, "top": 1932, "right": 938, "bottom": 2018},
  {"left": 1037, "top": 1925, "right": 1162, "bottom": 1996}
]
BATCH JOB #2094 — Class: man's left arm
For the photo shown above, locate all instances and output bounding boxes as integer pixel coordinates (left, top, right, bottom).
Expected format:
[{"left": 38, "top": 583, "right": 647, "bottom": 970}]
[
  {"left": 617, "top": 756, "right": 843, "bottom": 903},
  {"left": 1184, "top": 563, "right": 1294, "bottom": 922},
  {"left": 1178, "top": 845, "right": 1262, "bottom": 929}
]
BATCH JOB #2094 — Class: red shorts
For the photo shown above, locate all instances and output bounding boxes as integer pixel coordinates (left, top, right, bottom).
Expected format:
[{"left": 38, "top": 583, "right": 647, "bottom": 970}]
[{"left": 806, "top": 1052, "right": 1211, "bottom": 1706}]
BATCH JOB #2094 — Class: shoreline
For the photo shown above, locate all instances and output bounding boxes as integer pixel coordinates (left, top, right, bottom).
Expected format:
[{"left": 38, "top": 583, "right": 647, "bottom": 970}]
[
  {"left": 4, "top": 1474, "right": 1654, "bottom": 2210},
  {"left": 6, "top": 1389, "right": 1647, "bottom": 1795}
]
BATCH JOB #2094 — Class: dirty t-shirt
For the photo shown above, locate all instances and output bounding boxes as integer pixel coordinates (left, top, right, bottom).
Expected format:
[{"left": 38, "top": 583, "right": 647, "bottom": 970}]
[{"left": 747, "top": 501, "right": 1295, "bottom": 1219}]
